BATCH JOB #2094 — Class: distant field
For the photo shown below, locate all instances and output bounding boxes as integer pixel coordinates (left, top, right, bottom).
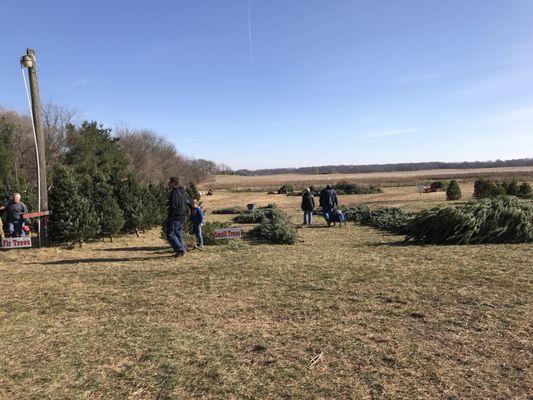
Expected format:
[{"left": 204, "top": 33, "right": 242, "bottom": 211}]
[{"left": 207, "top": 166, "right": 533, "bottom": 190}]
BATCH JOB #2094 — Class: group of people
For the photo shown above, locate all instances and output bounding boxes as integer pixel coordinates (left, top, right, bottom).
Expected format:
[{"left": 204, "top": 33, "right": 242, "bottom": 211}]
[
  {"left": 1, "top": 179, "right": 340, "bottom": 254},
  {"left": 301, "top": 185, "right": 340, "bottom": 226},
  {"left": 165, "top": 176, "right": 204, "bottom": 258},
  {"left": 0, "top": 193, "right": 29, "bottom": 239},
  {"left": 166, "top": 180, "right": 342, "bottom": 257}
]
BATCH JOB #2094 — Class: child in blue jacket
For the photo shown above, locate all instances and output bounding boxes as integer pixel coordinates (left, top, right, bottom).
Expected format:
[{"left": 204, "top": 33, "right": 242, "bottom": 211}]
[{"left": 190, "top": 199, "right": 205, "bottom": 249}]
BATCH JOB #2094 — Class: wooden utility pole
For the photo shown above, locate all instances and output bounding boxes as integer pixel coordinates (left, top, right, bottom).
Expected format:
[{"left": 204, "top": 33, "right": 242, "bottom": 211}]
[{"left": 21, "top": 48, "right": 48, "bottom": 245}]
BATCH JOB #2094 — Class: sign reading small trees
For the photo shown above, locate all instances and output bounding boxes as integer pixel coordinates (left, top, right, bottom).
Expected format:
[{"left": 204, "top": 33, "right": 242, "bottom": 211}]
[{"left": 214, "top": 227, "right": 242, "bottom": 240}]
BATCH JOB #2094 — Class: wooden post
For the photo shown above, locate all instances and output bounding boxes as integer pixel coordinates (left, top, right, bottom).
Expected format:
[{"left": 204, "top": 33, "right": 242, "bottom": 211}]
[{"left": 25, "top": 48, "right": 48, "bottom": 246}]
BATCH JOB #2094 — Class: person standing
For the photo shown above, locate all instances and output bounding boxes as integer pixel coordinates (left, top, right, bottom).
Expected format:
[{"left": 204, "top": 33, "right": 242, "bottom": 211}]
[
  {"left": 190, "top": 199, "right": 205, "bottom": 249},
  {"left": 301, "top": 188, "right": 315, "bottom": 225},
  {"left": 319, "top": 184, "right": 338, "bottom": 226},
  {"left": 166, "top": 177, "right": 189, "bottom": 257},
  {"left": 4, "top": 193, "right": 29, "bottom": 237},
  {"left": 0, "top": 206, "right": 5, "bottom": 239}
]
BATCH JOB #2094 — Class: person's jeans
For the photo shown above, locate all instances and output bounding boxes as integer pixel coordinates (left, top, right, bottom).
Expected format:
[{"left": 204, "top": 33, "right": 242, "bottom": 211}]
[
  {"left": 303, "top": 211, "right": 313, "bottom": 225},
  {"left": 166, "top": 219, "right": 186, "bottom": 254},
  {"left": 322, "top": 208, "right": 332, "bottom": 223},
  {"left": 193, "top": 224, "right": 203, "bottom": 247},
  {"left": 7, "top": 221, "right": 25, "bottom": 237}
]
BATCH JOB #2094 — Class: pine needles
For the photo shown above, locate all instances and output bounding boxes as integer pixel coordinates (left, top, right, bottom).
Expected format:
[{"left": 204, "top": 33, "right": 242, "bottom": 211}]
[{"left": 406, "top": 196, "right": 533, "bottom": 244}]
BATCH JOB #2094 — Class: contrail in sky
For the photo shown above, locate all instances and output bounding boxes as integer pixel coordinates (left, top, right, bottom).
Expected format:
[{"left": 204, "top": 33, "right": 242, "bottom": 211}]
[{"left": 247, "top": 1, "right": 254, "bottom": 63}]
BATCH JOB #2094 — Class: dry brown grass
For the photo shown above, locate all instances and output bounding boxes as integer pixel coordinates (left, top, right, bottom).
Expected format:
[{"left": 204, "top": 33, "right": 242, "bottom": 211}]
[
  {"left": 0, "top": 189, "right": 531, "bottom": 399},
  {"left": 208, "top": 166, "right": 533, "bottom": 190}
]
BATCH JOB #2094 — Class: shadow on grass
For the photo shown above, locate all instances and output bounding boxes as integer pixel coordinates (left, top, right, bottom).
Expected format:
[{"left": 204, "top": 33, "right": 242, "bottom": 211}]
[
  {"left": 39, "top": 255, "right": 171, "bottom": 266},
  {"left": 300, "top": 225, "right": 338, "bottom": 229},
  {"left": 367, "top": 240, "right": 413, "bottom": 247},
  {"left": 102, "top": 246, "right": 170, "bottom": 252}
]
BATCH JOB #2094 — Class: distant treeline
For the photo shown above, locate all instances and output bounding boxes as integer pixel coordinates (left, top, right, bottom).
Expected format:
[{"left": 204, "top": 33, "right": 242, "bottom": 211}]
[{"left": 235, "top": 159, "right": 533, "bottom": 176}]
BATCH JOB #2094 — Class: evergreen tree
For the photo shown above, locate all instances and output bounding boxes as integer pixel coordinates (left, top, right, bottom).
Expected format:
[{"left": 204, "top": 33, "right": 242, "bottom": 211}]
[
  {"left": 518, "top": 182, "right": 532, "bottom": 198},
  {"left": 506, "top": 179, "right": 519, "bottom": 196},
  {"left": 146, "top": 182, "right": 167, "bottom": 227},
  {"left": 90, "top": 174, "right": 125, "bottom": 240},
  {"left": 65, "top": 121, "right": 129, "bottom": 179},
  {"left": 139, "top": 185, "right": 161, "bottom": 230},
  {"left": 446, "top": 180, "right": 462, "bottom": 200},
  {"left": 474, "top": 179, "right": 503, "bottom": 198},
  {"left": 49, "top": 166, "right": 98, "bottom": 244},
  {"left": 112, "top": 174, "right": 145, "bottom": 235},
  {"left": 186, "top": 181, "right": 200, "bottom": 201}
]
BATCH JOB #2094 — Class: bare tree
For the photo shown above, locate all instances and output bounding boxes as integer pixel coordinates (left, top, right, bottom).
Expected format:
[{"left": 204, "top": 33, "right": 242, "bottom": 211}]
[
  {"left": 0, "top": 109, "right": 36, "bottom": 182},
  {"left": 114, "top": 126, "right": 210, "bottom": 184},
  {"left": 41, "top": 102, "right": 78, "bottom": 170}
]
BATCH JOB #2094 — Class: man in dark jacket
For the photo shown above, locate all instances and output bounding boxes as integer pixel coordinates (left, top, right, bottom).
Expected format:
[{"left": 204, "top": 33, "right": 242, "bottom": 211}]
[
  {"left": 301, "top": 188, "right": 315, "bottom": 225},
  {"left": 319, "top": 184, "right": 338, "bottom": 226},
  {"left": 166, "top": 177, "right": 189, "bottom": 257}
]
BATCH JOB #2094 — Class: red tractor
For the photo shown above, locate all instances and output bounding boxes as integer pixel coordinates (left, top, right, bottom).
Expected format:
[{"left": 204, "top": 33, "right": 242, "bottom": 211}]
[{"left": 423, "top": 181, "right": 446, "bottom": 193}]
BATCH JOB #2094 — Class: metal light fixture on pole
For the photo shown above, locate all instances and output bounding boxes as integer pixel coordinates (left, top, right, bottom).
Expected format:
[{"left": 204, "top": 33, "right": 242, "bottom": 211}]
[{"left": 20, "top": 48, "right": 48, "bottom": 246}]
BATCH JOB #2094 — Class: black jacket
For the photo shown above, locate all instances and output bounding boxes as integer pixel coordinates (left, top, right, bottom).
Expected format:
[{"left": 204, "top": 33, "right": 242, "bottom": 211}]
[
  {"left": 167, "top": 187, "right": 189, "bottom": 222},
  {"left": 301, "top": 192, "right": 315, "bottom": 211},
  {"left": 319, "top": 188, "right": 338, "bottom": 210}
]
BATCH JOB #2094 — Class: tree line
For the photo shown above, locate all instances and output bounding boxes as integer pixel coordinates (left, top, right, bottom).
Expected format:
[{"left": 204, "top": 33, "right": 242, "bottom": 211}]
[
  {"left": 235, "top": 159, "right": 533, "bottom": 176},
  {"left": 0, "top": 104, "right": 220, "bottom": 243}
]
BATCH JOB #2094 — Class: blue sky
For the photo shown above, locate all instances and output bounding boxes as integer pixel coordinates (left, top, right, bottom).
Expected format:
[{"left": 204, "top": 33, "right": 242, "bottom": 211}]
[{"left": 1, "top": 0, "right": 533, "bottom": 169}]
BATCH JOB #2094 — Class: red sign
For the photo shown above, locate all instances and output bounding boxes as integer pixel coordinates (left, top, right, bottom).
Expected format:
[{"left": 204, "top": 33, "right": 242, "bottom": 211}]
[
  {"left": 1, "top": 237, "right": 32, "bottom": 249},
  {"left": 214, "top": 228, "right": 242, "bottom": 240},
  {"left": 22, "top": 210, "right": 50, "bottom": 219}
]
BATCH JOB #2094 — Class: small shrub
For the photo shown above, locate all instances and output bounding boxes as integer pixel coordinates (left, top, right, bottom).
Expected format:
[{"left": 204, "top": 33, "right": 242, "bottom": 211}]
[
  {"left": 446, "top": 180, "right": 462, "bottom": 200},
  {"left": 233, "top": 205, "right": 284, "bottom": 224},
  {"left": 474, "top": 178, "right": 505, "bottom": 198},
  {"left": 201, "top": 221, "right": 231, "bottom": 245},
  {"left": 334, "top": 182, "right": 383, "bottom": 195},
  {"left": 474, "top": 178, "right": 531, "bottom": 199},
  {"left": 506, "top": 179, "right": 519, "bottom": 196},
  {"left": 277, "top": 184, "right": 294, "bottom": 194},
  {"left": 211, "top": 206, "right": 242, "bottom": 215},
  {"left": 518, "top": 182, "right": 532, "bottom": 198},
  {"left": 311, "top": 183, "right": 382, "bottom": 196},
  {"left": 248, "top": 214, "right": 298, "bottom": 244}
]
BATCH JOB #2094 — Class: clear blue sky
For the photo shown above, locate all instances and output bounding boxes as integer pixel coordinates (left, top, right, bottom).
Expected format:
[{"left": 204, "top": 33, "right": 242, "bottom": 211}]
[{"left": 1, "top": 0, "right": 532, "bottom": 169}]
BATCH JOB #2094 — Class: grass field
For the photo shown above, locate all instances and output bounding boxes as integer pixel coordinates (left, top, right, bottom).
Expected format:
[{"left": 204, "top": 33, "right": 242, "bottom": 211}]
[
  {"left": 0, "top": 183, "right": 532, "bottom": 399},
  {"left": 208, "top": 166, "right": 533, "bottom": 190}
]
